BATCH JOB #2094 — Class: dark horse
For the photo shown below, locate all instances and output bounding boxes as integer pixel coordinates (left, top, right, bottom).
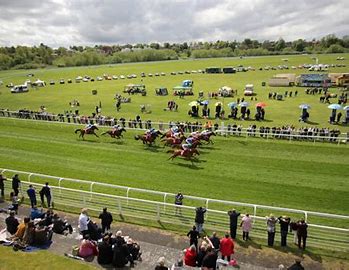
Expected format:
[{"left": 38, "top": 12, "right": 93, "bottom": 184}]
[
  {"left": 101, "top": 128, "right": 126, "bottom": 139},
  {"left": 167, "top": 148, "right": 200, "bottom": 164},
  {"left": 75, "top": 126, "right": 99, "bottom": 140},
  {"left": 134, "top": 130, "right": 163, "bottom": 145},
  {"left": 195, "top": 131, "right": 216, "bottom": 144}
]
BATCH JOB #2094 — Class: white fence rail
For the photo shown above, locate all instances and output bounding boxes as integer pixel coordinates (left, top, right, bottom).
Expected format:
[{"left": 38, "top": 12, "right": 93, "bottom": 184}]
[
  {"left": 1, "top": 168, "right": 348, "bottom": 251},
  {"left": 0, "top": 109, "right": 348, "bottom": 144}
]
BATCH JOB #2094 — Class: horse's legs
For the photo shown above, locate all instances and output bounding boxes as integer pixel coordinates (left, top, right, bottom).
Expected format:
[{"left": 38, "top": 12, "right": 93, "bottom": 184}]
[{"left": 93, "top": 132, "right": 99, "bottom": 138}]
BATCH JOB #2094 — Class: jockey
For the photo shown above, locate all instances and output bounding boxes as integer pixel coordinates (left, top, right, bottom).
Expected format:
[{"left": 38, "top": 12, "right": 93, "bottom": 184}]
[
  {"left": 182, "top": 137, "right": 195, "bottom": 152},
  {"left": 112, "top": 124, "right": 121, "bottom": 131},
  {"left": 146, "top": 127, "right": 157, "bottom": 140},
  {"left": 201, "top": 129, "right": 211, "bottom": 136},
  {"left": 190, "top": 131, "right": 200, "bottom": 139},
  {"left": 85, "top": 123, "right": 94, "bottom": 131},
  {"left": 170, "top": 126, "right": 179, "bottom": 135}
]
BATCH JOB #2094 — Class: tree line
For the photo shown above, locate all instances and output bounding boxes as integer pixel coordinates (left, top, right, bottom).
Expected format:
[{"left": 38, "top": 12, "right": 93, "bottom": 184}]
[{"left": 0, "top": 34, "right": 348, "bottom": 70}]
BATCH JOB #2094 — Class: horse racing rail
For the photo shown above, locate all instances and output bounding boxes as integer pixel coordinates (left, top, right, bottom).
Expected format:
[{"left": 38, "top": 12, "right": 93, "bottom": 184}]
[
  {"left": 0, "top": 109, "right": 348, "bottom": 144},
  {"left": 1, "top": 168, "right": 348, "bottom": 252}
]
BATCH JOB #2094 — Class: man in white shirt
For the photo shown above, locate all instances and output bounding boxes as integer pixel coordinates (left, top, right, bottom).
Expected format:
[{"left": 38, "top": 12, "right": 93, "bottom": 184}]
[{"left": 79, "top": 208, "right": 90, "bottom": 237}]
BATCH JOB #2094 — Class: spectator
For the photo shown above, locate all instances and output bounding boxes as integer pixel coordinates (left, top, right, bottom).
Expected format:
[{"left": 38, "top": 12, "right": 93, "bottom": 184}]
[
  {"left": 52, "top": 214, "right": 73, "bottom": 234},
  {"left": 187, "top": 225, "right": 200, "bottom": 250},
  {"left": 220, "top": 233, "right": 235, "bottom": 262},
  {"left": 297, "top": 219, "right": 308, "bottom": 250},
  {"left": 78, "top": 234, "right": 98, "bottom": 262},
  {"left": 39, "top": 182, "right": 52, "bottom": 208},
  {"left": 266, "top": 214, "right": 278, "bottom": 247},
  {"left": 183, "top": 245, "right": 197, "bottom": 267},
  {"left": 155, "top": 256, "right": 169, "bottom": 270},
  {"left": 289, "top": 220, "right": 299, "bottom": 245},
  {"left": 287, "top": 258, "right": 304, "bottom": 270},
  {"left": 97, "top": 235, "right": 113, "bottom": 265},
  {"left": 79, "top": 208, "right": 90, "bottom": 237},
  {"left": 21, "top": 221, "right": 35, "bottom": 246},
  {"left": 0, "top": 173, "right": 6, "bottom": 201},
  {"left": 209, "top": 232, "right": 220, "bottom": 252},
  {"left": 34, "top": 224, "right": 51, "bottom": 246},
  {"left": 30, "top": 206, "right": 45, "bottom": 220},
  {"left": 98, "top": 207, "right": 113, "bottom": 233},
  {"left": 126, "top": 238, "right": 142, "bottom": 262},
  {"left": 112, "top": 236, "right": 130, "bottom": 268},
  {"left": 202, "top": 245, "right": 218, "bottom": 270},
  {"left": 278, "top": 216, "right": 291, "bottom": 247},
  {"left": 174, "top": 192, "right": 184, "bottom": 215},
  {"left": 9, "top": 192, "right": 19, "bottom": 213},
  {"left": 12, "top": 174, "right": 21, "bottom": 196},
  {"left": 5, "top": 210, "right": 19, "bottom": 235},
  {"left": 195, "top": 206, "right": 207, "bottom": 234},
  {"left": 228, "top": 209, "right": 240, "bottom": 239},
  {"left": 240, "top": 213, "right": 252, "bottom": 241},
  {"left": 26, "top": 185, "right": 37, "bottom": 208},
  {"left": 12, "top": 217, "right": 30, "bottom": 241}
]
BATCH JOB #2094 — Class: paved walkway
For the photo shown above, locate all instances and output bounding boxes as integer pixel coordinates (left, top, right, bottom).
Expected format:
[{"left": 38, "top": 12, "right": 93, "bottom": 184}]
[{"left": 0, "top": 202, "right": 325, "bottom": 269}]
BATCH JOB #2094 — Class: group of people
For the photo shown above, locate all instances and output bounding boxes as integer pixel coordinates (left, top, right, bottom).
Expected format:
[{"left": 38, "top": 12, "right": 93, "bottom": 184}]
[{"left": 77, "top": 208, "right": 141, "bottom": 268}]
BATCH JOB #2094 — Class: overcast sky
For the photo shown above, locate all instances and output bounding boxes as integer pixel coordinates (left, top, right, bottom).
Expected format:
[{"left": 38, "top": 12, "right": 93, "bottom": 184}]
[{"left": 0, "top": 0, "right": 348, "bottom": 47}]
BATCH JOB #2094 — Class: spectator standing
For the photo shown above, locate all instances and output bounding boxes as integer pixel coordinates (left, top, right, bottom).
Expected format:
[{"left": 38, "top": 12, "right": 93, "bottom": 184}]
[
  {"left": 297, "top": 219, "right": 308, "bottom": 250},
  {"left": 195, "top": 206, "right": 207, "bottom": 234},
  {"left": 209, "top": 232, "right": 220, "bottom": 253},
  {"left": 289, "top": 220, "right": 299, "bottom": 245},
  {"left": 240, "top": 213, "right": 252, "bottom": 241},
  {"left": 0, "top": 173, "right": 6, "bottom": 201},
  {"left": 98, "top": 207, "right": 113, "bottom": 233},
  {"left": 26, "top": 185, "right": 37, "bottom": 208},
  {"left": 174, "top": 192, "right": 184, "bottom": 215},
  {"left": 220, "top": 233, "right": 235, "bottom": 262},
  {"left": 39, "top": 182, "right": 52, "bottom": 208},
  {"left": 202, "top": 245, "right": 218, "bottom": 270},
  {"left": 278, "top": 216, "right": 291, "bottom": 247},
  {"left": 227, "top": 209, "right": 240, "bottom": 239},
  {"left": 5, "top": 211, "right": 19, "bottom": 235},
  {"left": 266, "top": 214, "right": 278, "bottom": 247},
  {"left": 12, "top": 174, "right": 21, "bottom": 196},
  {"left": 187, "top": 225, "right": 200, "bottom": 250},
  {"left": 9, "top": 192, "right": 19, "bottom": 213},
  {"left": 183, "top": 245, "right": 197, "bottom": 267},
  {"left": 79, "top": 208, "right": 90, "bottom": 237}
]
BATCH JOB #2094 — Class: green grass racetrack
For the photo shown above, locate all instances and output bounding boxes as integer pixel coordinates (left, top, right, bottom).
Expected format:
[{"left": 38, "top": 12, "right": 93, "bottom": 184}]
[{"left": 0, "top": 118, "right": 348, "bottom": 216}]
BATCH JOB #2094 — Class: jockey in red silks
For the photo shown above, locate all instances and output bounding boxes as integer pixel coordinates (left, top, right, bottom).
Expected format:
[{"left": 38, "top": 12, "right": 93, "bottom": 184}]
[{"left": 182, "top": 137, "right": 194, "bottom": 154}]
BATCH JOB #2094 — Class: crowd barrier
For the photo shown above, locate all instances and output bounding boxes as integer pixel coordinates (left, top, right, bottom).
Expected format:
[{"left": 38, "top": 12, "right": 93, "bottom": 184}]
[
  {"left": 0, "top": 109, "right": 348, "bottom": 144},
  {"left": 1, "top": 168, "right": 348, "bottom": 252}
]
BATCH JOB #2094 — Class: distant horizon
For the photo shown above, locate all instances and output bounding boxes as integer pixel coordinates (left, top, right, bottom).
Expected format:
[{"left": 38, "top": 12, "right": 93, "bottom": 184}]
[{"left": 0, "top": 0, "right": 348, "bottom": 47}]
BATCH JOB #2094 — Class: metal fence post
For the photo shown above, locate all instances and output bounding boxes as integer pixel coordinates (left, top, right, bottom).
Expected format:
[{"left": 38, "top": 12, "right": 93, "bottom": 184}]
[
  {"left": 253, "top": 205, "right": 257, "bottom": 224},
  {"left": 58, "top": 178, "right": 63, "bottom": 195},
  {"left": 126, "top": 188, "right": 131, "bottom": 206},
  {"left": 163, "top": 193, "right": 168, "bottom": 212},
  {"left": 118, "top": 199, "right": 122, "bottom": 215},
  {"left": 304, "top": 211, "right": 308, "bottom": 223},
  {"left": 206, "top": 199, "right": 209, "bottom": 219},
  {"left": 28, "top": 173, "right": 34, "bottom": 182},
  {"left": 90, "top": 182, "right": 95, "bottom": 201}
]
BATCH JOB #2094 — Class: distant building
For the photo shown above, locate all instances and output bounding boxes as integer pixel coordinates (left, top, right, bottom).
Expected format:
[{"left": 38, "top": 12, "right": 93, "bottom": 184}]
[
  {"left": 328, "top": 73, "right": 349, "bottom": 86},
  {"left": 296, "top": 74, "right": 331, "bottom": 87},
  {"left": 337, "top": 74, "right": 349, "bottom": 87},
  {"left": 222, "top": 67, "right": 236, "bottom": 74},
  {"left": 268, "top": 74, "right": 296, "bottom": 87},
  {"left": 205, "top": 67, "right": 222, "bottom": 73}
]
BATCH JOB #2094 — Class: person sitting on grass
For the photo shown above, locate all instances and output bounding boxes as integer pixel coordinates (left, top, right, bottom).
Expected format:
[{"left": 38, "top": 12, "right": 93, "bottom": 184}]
[
  {"left": 52, "top": 213, "right": 73, "bottom": 235},
  {"left": 10, "top": 216, "right": 30, "bottom": 241},
  {"left": 30, "top": 205, "right": 45, "bottom": 220},
  {"left": 78, "top": 234, "right": 98, "bottom": 262},
  {"left": 97, "top": 235, "right": 113, "bottom": 266},
  {"left": 5, "top": 210, "right": 19, "bottom": 235}
]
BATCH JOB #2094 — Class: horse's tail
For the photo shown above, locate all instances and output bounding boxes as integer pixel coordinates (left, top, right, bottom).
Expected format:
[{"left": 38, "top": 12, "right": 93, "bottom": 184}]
[
  {"left": 134, "top": 135, "right": 140, "bottom": 140},
  {"left": 101, "top": 131, "right": 108, "bottom": 136},
  {"left": 74, "top": 129, "right": 81, "bottom": 134}
]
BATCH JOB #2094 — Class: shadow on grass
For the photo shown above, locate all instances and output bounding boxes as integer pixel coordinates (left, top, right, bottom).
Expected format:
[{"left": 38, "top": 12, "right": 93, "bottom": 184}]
[
  {"left": 172, "top": 162, "right": 203, "bottom": 170},
  {"left": 236, "top": 238, "right": 262, "bottom": 249},
  {"left": 79, "top": 139, "right": 100, "bottom": 143},
  {"left": 110, "top": 140, "right": 125, "bottom": 145},
  {"left": 143, "top": 145, "right": 162, "bottom": 152},
  {"left": 306, "top": 120, "right": 319, "bottom": 125}
]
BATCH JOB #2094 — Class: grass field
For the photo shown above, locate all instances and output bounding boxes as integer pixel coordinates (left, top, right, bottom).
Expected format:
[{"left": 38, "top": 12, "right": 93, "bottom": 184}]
[
  {"left": 0, "top": 54, "right": 349, "bottom": 130},
  {"left": 0, "top": 118, "right": 348, "bottom": 218}
]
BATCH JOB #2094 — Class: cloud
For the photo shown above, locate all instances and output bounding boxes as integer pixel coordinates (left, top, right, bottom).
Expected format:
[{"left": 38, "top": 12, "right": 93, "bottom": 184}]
[{"left": 0, "top": 0, "right": 348, "bottom": 47}]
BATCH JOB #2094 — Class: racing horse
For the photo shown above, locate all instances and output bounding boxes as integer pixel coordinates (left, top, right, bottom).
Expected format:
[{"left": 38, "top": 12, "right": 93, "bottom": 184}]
[
  {"left": 75, "top": 125, "right": 99, "bottom": 140},
  {"left": 160, "top": 127, "right": 184, "bottom": 139},
  {"left": 167, "top": 148, "right": 200, "bottom": 164},
  {"left": 134, "top": 130, "right": 163, "bottom": 145},
  {"left": 195, "top": 131, "right": 216, "bottom": 144},
  {"left": 161, "top": 134, "right": 186, "bottom": 148},
  {"left": 101, "top": 128, "right": 126, "bottom": 139}
]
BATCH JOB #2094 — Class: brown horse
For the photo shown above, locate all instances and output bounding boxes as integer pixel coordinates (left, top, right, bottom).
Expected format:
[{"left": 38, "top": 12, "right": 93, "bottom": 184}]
[
  {"left": 195, "top": 131, "right": 216, "bottom": 144},
  {"left": 160, "top": 128, "right": 184, "bottom": 139},
  {"left": 75, "top": 126, "right": 99, "bottom": 139},
  {"left": 101, "top": 128, "right": 126, "bottom": 139},
  {"left": 161, "top": 135, "right": 186, "bottom": 148},
  {"left": 134, "top": 130, "right": 163, "bottom": 145},
  {"left": 167, "top": 148, "right": 200, "bottom": 163}
]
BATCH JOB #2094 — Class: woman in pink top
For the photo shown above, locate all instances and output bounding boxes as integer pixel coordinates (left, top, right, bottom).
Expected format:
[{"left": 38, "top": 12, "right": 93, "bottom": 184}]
[
  {"left": 78, "top": 234, "right": 98, "bottom": 261},
  {"left": 240, "top": 214, "right": 252, "bottom": 241}
]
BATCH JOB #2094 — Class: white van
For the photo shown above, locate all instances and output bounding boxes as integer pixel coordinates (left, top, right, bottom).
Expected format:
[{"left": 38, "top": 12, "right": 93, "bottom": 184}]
[
  {"left": 11, "top": 85, "right": 29, "bottom": 93},
  {"left": 244, "top": 84, "right": 254, "bottom": 96}
]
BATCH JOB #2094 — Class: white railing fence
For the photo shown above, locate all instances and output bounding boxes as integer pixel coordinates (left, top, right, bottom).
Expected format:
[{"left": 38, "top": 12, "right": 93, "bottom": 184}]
[
  {"left": 1, "top": 168, "right": 348, "bottom": 252},
  {"left": 0, "top": 109, "right": 348, "bottom": 144}
]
